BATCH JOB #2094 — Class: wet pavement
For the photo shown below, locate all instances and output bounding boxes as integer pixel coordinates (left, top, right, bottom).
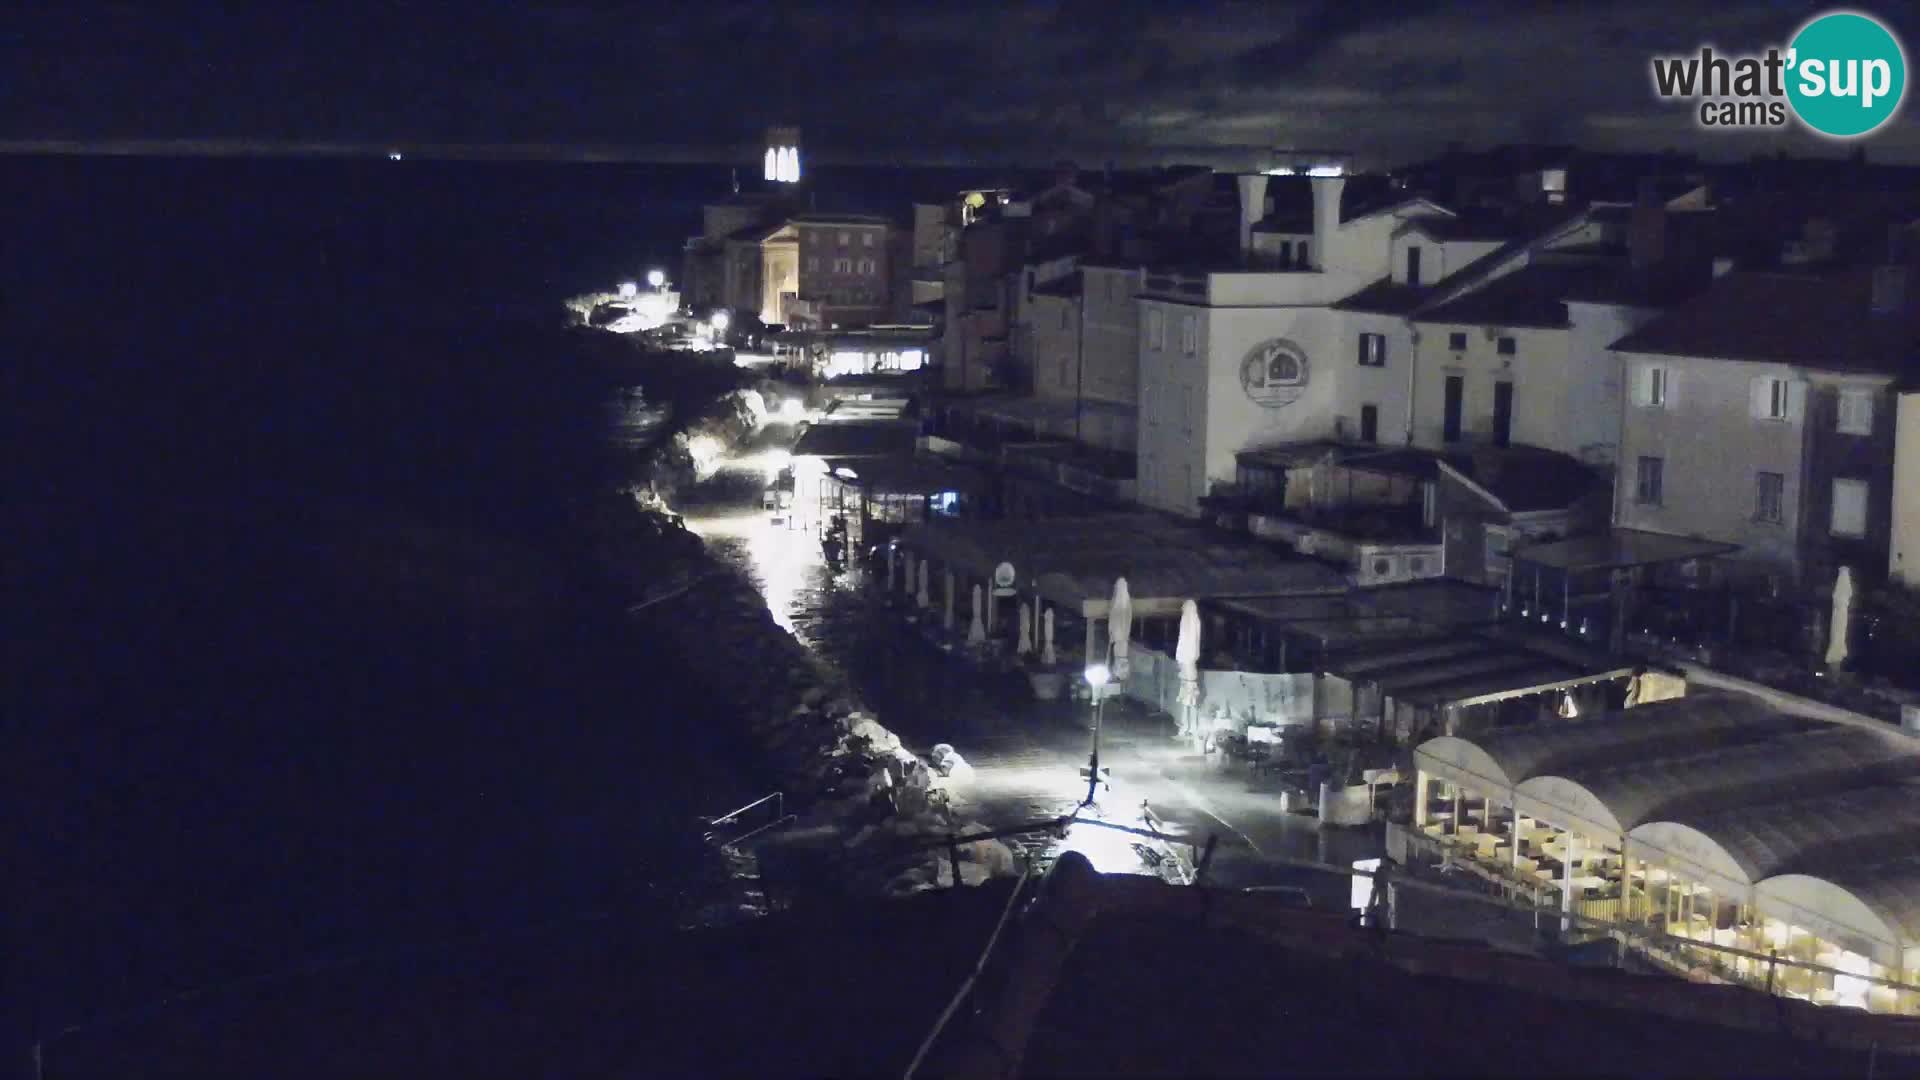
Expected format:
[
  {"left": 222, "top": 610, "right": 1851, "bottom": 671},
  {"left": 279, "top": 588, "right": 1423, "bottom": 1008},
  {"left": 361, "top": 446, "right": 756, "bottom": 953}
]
[
  {"left": 677, "top": 433, "right": 1550, "bottom": 944},
  {"left": 675, "top": 431, "right": 1375, "bottom": 888}
]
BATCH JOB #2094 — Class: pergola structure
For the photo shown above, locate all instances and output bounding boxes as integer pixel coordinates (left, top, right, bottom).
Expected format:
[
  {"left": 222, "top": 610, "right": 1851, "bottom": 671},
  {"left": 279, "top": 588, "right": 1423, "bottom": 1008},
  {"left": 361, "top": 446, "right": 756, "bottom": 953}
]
[
  {"left": 1321, "top": 627, "right": 1637, "bottom": 743},
  {"left": 1508, "top": 528, "right": 1741, "bottom": 653},
  {"left": 1412, "top": 693, "right": 1920, "bottom": 1013}
]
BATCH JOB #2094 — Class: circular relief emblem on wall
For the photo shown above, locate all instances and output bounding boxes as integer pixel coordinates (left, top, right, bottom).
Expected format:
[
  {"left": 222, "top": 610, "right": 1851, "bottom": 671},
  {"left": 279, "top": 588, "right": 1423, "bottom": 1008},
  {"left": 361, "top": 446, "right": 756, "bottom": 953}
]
[{"left": 1240, "top": 339, "right": 1310, "bottom": 408}]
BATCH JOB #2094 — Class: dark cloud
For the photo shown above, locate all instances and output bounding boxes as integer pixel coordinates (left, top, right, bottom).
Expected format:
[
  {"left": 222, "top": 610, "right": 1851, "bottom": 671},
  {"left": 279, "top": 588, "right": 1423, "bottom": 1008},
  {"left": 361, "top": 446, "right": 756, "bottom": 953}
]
[{"left": 6, "top": 3, "right": 1920, "bottom": 165}]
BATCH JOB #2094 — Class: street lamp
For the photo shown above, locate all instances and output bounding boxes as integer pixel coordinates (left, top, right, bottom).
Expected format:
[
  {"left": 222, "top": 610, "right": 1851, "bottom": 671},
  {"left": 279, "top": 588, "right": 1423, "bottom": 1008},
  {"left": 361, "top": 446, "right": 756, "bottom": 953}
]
[
  {"left": 711, "top": 310, "right": 731, "bottom": 334},
  {"left": 618, "top": 282, "right": 639, "bottom": 299},
  {"left": 1082, "top": 663, "right": 1111, "bottom": 807},
  {"left": 647, "top": 269, "right": 666, "bottom": 291}
]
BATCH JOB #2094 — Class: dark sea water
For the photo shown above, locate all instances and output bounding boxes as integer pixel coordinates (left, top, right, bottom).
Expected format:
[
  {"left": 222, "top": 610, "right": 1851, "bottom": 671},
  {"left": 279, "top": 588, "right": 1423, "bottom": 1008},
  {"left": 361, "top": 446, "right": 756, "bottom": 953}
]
[{"left": 1, "top": 152, "right": 995, "bottom": 1067}]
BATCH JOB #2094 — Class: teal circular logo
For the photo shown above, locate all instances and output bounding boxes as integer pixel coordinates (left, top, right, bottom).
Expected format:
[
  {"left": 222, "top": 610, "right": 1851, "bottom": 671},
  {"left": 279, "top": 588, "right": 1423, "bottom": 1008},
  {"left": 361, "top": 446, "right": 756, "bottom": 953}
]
[{"left": 1787, "top": 11, "right": 1907, "bottom": 138}]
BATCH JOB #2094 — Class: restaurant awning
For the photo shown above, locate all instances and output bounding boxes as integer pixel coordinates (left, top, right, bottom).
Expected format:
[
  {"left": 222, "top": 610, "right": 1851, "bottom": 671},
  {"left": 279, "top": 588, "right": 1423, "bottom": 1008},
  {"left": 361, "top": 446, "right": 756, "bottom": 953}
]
[
  {"left": 1512, "top": 528, "right": 1741, "bottom": 571},
  {"left": 819, "top": 454, "right": 991, "bottom": 497},
  {"left": 1322, "top": 632, "right": 1636, "bottom": 709},
  {"left": 791, "top": 420, "right": 920, "bottom": 458},
  {"left": 897, "top": 512, "right": 1348, "bottom": 617}
]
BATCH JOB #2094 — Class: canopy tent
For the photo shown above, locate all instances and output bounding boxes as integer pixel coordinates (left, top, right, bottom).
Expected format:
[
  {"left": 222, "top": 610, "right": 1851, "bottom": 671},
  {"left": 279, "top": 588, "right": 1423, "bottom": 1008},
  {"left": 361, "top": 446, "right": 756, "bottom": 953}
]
[
  {"left": 1412, "top": 693, "right": 1798, "bottom": 802},
  {"left": 1414, "top": 699, "right": 1920, "bottom": 970}
]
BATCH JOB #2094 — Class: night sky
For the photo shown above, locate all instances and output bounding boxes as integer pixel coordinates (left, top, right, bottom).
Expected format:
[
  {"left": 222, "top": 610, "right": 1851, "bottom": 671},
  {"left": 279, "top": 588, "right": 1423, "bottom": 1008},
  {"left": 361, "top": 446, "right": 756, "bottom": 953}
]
[{"left": 5, "top": 3, "right": 1919, "bottom": 166}]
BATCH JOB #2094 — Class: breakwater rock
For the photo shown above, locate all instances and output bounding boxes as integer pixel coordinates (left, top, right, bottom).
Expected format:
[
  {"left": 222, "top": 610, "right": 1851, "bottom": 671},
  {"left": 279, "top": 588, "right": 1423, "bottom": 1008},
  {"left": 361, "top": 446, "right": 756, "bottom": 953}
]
[{"left": 591, "top": 493, "right": 1020, "bottom": 907}]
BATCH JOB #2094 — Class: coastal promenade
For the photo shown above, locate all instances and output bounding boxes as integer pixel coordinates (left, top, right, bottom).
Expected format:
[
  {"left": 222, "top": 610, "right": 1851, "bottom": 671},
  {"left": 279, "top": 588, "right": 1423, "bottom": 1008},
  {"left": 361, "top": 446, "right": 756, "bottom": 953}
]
[{"left": 680, "top": 436, "right": 1551, "bottom": 949}]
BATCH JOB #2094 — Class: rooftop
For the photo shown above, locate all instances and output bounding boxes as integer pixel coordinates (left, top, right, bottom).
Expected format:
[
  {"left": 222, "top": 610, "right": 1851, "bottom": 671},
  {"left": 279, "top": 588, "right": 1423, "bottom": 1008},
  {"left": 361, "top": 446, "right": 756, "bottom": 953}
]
[
  {"left": 790, "top": 419, "right": 920, "bottom": 459},
  {"left": 897, "top": 512, "right": 1349, "bottom": 616},
  {"left": 1610, "top": 267, "right": 1920, "bottom": 376},
  {"left": 1322, "top": 627, "right": 1636, "bottom": 708},
  {"left": 1412, "top": 260, "right": 1706, "bottom": 329}
]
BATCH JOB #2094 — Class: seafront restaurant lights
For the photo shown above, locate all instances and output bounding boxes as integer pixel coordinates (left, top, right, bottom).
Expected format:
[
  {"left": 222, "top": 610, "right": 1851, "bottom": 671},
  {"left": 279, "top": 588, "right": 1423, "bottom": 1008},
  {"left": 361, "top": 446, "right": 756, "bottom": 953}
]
[
  {"left": 647, "top": 269, "right": 666, "bottom": 291},
  {"left": 618, "top": 281, "right": 639, "bottom": 299}
]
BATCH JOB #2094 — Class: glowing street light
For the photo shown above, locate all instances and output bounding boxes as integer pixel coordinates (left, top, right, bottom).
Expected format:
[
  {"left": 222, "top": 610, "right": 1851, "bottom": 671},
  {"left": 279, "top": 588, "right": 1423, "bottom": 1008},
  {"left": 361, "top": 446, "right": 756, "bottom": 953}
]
[
  {"left": 647, "top": 269, "right": 666, "bottom": 290},
  {"left": 710, "top": 310, "right": 731, "bottom": 334},
  {"left": 618, "top": 282, "right": 639, "bottom": 299},
  {"left": 1082, "top": 663, "right": 1112, "bottom": 807}
]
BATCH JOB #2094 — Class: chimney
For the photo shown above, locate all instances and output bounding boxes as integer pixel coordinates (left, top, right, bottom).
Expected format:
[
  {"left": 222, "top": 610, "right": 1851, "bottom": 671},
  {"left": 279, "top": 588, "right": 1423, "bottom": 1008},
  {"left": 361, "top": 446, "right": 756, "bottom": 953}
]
[
  {"left": 1310, "top": 175, "right": 1346, "bottom": 272},
  {"left": 1237, "top": 173, "right": 1270, "bottom": 262}
]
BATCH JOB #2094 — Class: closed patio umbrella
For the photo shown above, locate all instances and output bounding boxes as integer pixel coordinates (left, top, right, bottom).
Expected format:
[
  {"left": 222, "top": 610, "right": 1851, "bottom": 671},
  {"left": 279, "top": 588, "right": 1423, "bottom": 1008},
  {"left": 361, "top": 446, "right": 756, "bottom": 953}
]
[
  {"left": 1108, "top": 577, "right": 1133, "bottom": 682},
  {"left": 917, "top": 560, "right": 931, "bottom": 609},
  {"left": 943, "top": 569, "right": 955, "bottom": 631},
  {"left": 1016, "top": 601, "right": 1034, "bottom": 655},
  {"left": 1042, "top": 607, "right": 1057, "bottom": 666},
  {"left": 886, "top": 545, "right": 897, "bottom": 593},
  {"left": 1175, "top": 598, "right": 1202, "bottom": 738},
  {"left": 968, "top": 584, "right": 987, "bottom": 645},
  {"left": 1826, "top": 565, "right": 1854, "bottom": 669}
]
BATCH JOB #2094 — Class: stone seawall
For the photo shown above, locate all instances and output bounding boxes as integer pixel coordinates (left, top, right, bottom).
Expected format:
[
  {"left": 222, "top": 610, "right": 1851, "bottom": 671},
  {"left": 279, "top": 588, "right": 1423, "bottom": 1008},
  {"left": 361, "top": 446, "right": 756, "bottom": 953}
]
[{"left": 590, "top": 493, "right": 1019, "bottom": 909}]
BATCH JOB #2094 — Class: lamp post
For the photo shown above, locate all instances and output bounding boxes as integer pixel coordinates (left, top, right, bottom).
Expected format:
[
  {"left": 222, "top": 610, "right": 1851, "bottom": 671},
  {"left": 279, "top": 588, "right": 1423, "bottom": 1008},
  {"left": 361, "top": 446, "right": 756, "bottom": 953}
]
[{"left": 1082, "top": 662, "right": 1110, "bottom": 807}]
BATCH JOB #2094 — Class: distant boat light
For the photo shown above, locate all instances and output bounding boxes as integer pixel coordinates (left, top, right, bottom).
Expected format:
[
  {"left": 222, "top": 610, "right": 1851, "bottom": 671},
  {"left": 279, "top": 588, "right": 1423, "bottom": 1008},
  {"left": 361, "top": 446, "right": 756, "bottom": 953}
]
[{"left": 388, "top": 151, "right": 404, "bottom": 161}]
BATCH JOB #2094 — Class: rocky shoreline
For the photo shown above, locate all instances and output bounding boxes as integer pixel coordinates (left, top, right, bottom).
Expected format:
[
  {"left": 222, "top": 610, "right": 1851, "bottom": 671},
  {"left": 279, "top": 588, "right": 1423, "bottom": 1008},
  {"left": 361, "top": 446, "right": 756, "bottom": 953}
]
[{"left": 582, "top": 492, "right": 1020, "bottom": 922}]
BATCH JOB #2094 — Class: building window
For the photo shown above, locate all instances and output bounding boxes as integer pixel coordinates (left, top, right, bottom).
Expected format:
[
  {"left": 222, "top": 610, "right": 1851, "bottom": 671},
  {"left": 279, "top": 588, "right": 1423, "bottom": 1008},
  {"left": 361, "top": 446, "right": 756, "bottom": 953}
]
[
  {"left": 838, "top": 231, "right": 850, "bottom": 245},
  {"left": 863, "top": 233, "right": 874, "bottom": 247},
  {"left": 1297, "top": 241, "right": 1309, "bottom": 265},
  {"left": 1755, "top": 471, "right": 1784, "bottom": 523},
  {"left": 860, "top": 258, "right": 876, "bottom": 275},
  {"left": 1636, "top": 365, "right": 1668, "bottom": 407},
  {"left": 1279, "top": 240, "right": 1294, "bottom": 267},
  {"left": 1146, "top": 308, "right": 1165, "bottom": 350},
  {"left": 806, "top": 256, "right": 819, "bottom": 272},
  {"left": 1442, "top": 374, "right": 1464, "bottom": 442},
  {"left": 1838, "top": 388, "right": 1875, "bottom": 435},
  {"left": 1831, "top": 477, "right": 1869, "bottom": 537},
  {"left": 1753, "top": 375, "right": 1791, "bottom": 420},
  {"left": 1357, "top": 332, "right": 1386, "bottom": 367},
  {"left": 1406, "top": 246, "right": 1423, "bottom": 287},
  {"left": 1635, "top": 456, "right": 1664, "bottom": 505},
  {"left": 1180, "top": 313, "right": 1198, "bottom": 356},
  {"left": 1359, "top": 403, "right": 1379, "bottom": 443},
  {"left": 1496, "top": 336, "right": 1516, "bottom": 356},
  {"left": 1448, "top": 332, "right": 1467, "bottom": 351}
]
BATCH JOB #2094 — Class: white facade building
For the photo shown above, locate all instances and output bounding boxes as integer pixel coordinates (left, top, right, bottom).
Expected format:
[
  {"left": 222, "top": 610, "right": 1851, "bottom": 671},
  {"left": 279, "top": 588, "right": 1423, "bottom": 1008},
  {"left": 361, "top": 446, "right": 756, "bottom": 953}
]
[
  {"left": 1896, "top": 388, "right": 1920, "bottom": 587},
  {"left": 1135, "top": 176, "right": 1451, "bottom": 516}
]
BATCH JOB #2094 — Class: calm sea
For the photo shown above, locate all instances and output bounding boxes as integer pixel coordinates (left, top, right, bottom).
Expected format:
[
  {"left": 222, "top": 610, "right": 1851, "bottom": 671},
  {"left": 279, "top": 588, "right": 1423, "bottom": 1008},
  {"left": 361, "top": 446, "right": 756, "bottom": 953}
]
[{"left": 2, "top": 152, "right": 997, "bottom": 1063}]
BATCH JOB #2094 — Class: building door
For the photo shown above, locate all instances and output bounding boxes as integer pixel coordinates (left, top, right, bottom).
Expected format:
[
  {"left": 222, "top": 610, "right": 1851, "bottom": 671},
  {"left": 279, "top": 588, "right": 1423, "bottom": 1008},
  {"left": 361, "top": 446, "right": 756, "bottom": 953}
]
[
  {"left": 1443, "top": 375, "right": 1464, "bottom": 442},
  {"left": 1492, "top": 381, "right": 1513, "bottom": 448},
  {"left": 1406, "top": 246, "right": 1423, "bottom": 287},
  {"left": 1360, "top": 404, "right": 1379, "bottom": 444}
]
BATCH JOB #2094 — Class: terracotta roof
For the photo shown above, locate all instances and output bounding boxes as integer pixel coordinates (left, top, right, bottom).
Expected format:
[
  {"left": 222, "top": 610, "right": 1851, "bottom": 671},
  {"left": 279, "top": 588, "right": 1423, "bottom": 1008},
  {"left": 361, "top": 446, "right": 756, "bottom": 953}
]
[
  {"left": 1332, "top": 278, "right": 1434, "bottom": 316},
  {"left": 1610, "top": 268, "right": 1920, "bottom": 376},
  {"left": 1400, "top": 214, "right": 1529, "bottom": 243}
]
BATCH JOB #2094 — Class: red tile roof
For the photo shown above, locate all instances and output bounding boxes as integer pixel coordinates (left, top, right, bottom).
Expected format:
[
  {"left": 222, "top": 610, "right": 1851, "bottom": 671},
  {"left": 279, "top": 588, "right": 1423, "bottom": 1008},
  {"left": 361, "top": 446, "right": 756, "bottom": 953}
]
[{"left": 1610, "top": 268, "right": 1920, "bottom": 376}]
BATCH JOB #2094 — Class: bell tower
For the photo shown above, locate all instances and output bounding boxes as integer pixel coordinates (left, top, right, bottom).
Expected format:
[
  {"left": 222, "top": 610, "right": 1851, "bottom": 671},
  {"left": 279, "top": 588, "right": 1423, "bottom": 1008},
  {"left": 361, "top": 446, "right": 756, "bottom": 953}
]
[{"left": 764, "top": 126, "right": 801, "bottom": 184}]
